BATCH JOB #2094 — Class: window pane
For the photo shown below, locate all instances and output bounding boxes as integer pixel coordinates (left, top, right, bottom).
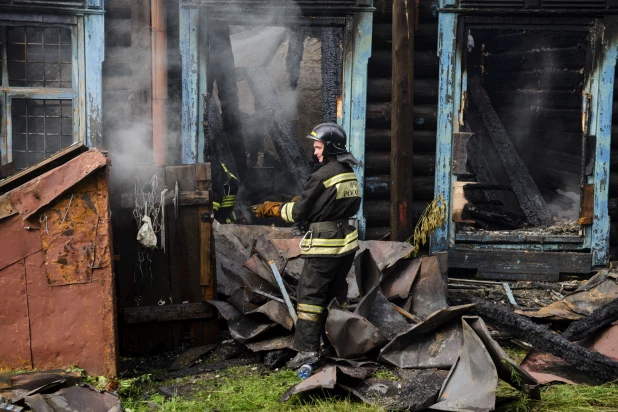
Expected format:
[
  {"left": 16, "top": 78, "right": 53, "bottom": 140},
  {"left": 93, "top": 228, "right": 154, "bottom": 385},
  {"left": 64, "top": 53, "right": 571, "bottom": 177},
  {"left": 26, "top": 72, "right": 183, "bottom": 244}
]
[
  {"left": 7, "top": 26, "right": 72, "bottom": 88},
  {"left": 11, "top": 99, "right": 74, "bottom": 170}
]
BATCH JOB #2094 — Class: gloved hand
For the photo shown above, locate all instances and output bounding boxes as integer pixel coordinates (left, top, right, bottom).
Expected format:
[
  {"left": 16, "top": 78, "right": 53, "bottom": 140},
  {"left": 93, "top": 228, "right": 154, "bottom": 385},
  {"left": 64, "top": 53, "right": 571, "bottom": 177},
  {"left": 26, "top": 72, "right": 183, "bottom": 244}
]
[
  {"left": 251, "top": 201, "right": 283, "bottom": 218},
  {"left": 292, "top": 196, "right": 301, "bottom": 202}
]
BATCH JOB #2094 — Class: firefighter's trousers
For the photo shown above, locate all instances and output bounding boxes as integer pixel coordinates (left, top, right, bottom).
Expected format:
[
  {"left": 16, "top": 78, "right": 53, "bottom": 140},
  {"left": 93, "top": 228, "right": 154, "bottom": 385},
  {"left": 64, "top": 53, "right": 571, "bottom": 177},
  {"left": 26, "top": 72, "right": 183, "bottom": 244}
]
[{"left": 293, "top": 254, "right": 355, "bottom": 352}]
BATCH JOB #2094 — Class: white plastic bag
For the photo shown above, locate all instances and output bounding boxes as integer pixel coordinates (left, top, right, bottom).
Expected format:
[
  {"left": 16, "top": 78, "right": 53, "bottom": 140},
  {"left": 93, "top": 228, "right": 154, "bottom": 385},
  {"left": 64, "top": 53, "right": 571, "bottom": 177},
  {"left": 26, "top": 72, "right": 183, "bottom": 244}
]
[{"left": 137, "top": 215, "right": 157, "bottom": 249}]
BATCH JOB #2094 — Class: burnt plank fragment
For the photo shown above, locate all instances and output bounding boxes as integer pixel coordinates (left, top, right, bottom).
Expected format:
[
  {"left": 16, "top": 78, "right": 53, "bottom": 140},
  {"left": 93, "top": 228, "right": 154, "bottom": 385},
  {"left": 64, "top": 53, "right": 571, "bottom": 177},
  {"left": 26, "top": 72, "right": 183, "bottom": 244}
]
[
  {"left": 204, "top": 93, "right": 238, "bottom": 179},
  {"left": 286, "top": 28, "right": 305, "bottom": 90},
  {"left": 472, "top": 299, "right": 618, "bottom": 382},
  {"left": 209, "top": 23, "right": 247, "bottom": 179},
  {"left": 468, "top": 75, "right": 553, "bottom": 226},
  {"left": 562, "top": 298, "right": 618, "bottom": 342},
  {"left": 466, "top": 135, "right": 506, "bottom": 205},
  {"left": 321, "top": 27, "right": 343, "bottom": 123},
  {"left": 244, "top": 67, "right": 311, "bottom": 190}
]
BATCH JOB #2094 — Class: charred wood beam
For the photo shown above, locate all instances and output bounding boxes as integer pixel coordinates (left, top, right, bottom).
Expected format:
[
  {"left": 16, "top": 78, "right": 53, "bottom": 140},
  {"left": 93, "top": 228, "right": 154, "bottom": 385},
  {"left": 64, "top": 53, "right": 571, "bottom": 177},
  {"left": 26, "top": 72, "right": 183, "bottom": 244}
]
[
  {"left": 372, "top": 23, "right": 438, "bottom": 51},
  {"left": 485, "top": 46, "right": 586, "bottom": 72},
  {"left": 244, "top": 67, "right": 312, "bottom": 189},
  {"left": 123, "top": 303, "right": 213, "bottom": 324},
  {"left": 366, "top": 199, "right": 427, "bottom": 226},
  {"left": 472, "top": 299, "right": 618, "bottom": 382},
  {"left": 204, "top": 93, "right": 239, "bottom": 179},
  {"left": 466, "top": 135, "right": 506, "bottom": 205},
  {"left": 485, "top": 70, "right": 583, "bottom": 92},
  {"left": 321, "top": 27, "right": 343, "bottom": 123},
  {"left": 463, "top": 204, "right": 525, "bottom": 230},
  {"left": 365, "top": 175, "right": 434, "bottom": 200},
  {"left": 366, "top": 152, "right": 434, "bottom": 176},
  {"left": 486, "top": 31, "right": 587, "bottom": 54},
  {"left": 285, "top": 28, "right": 305, "bottom": 90},
  {"left": 366, "top": 103, "right": 436, "bottom": 129},
  {"left": 374, "top": 0, "right": 437, "bottom": 23},
  {"left": 366, "top": 129, "right": 436, "bottom": 152},
  {"left": 562, "top": 298, "right": 618, "bottom": 342},
  {"left": 369, "top": 50, "right": 438, "bottom": 78},
  {"left": 391, "top": 0, "right": 415, "bottom": 242},
  {"left": 468, "top": 75, "right": 553, "bottom": 226},
  {"left": 209, "top": 23, "right": 247, "bottom": 179},
  {"left": 367, "top": 78, "right": 437, "bottom": 103}
]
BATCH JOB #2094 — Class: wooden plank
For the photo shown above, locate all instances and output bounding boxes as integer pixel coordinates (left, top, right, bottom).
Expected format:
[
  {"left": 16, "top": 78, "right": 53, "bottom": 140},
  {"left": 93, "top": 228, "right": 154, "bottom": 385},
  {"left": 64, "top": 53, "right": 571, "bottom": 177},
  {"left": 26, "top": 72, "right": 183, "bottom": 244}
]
[
  {"left": 477, "top": 272, "right": 559, "bottom": 282},
  {"left": 166, "top": 165, "right": 201, "bottom": 304},
  {"left": 123, "top": 303, "right": 213, "bottom": 324},
  {"left": 452, "top": 132, "right": 474, "bottom": 175},
  {"left": 120, "top": 190, "right": 210, "bottom": 208},
  {"left": 390, "top": 0, "right": 415, "bottom": 242},
  {"left": 85, "top": 14, "right": 105, "bottom": 147},
  {"left": 195, "top": 163, "right": 218, "bottom": 345},
  {"left": 452, "top": 182, "right": 475, "bottom": 224},
  {"left": 578, "top": 184, "right": 595, "bottom": 225},
  {"left": 448, "top": 249, "right": 591, "bottom": 275}
]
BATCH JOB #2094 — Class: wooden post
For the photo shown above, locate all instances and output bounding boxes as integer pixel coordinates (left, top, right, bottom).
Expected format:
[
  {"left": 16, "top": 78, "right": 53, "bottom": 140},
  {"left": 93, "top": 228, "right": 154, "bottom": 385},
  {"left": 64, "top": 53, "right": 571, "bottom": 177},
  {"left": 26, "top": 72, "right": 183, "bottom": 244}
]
[
  {"left": 390, "top": 0, "right": 415, "bottom": 241},
  {"left": 196, "top": 163, "right": 218, "bottom": 344}
]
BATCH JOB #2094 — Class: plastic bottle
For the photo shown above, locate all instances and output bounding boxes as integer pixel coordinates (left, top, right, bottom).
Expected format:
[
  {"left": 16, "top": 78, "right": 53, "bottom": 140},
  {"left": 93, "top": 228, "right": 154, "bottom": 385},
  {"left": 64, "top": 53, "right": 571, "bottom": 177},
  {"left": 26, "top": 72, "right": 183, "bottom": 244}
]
[{"left": 297, "top": 364, "right": 313, "bottom": 380}]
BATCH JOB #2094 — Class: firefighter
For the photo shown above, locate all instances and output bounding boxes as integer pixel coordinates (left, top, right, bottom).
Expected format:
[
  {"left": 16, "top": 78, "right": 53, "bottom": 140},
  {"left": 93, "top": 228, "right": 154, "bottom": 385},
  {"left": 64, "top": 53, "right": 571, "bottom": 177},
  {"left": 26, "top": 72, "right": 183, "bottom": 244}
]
[
  {"left": 252, "top": 123, "right": 361, "bottom": 369},
  {"left": 211, "top": 160, "right": 239, "bottom": 224}
]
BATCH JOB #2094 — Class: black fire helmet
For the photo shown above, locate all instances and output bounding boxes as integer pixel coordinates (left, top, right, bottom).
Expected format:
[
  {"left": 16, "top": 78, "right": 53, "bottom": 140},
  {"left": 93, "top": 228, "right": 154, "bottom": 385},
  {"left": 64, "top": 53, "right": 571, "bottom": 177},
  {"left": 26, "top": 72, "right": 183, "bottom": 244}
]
[{"left": 306, "top": 123, "right": 349, "bottom": 156}]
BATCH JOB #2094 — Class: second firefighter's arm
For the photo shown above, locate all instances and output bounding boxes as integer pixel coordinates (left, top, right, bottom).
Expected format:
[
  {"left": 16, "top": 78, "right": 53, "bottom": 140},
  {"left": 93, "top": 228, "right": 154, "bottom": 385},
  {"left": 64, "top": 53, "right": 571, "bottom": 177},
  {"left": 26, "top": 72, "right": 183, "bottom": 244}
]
[{"left": 280, "top": 173, "right": 324, "bottom": 223}]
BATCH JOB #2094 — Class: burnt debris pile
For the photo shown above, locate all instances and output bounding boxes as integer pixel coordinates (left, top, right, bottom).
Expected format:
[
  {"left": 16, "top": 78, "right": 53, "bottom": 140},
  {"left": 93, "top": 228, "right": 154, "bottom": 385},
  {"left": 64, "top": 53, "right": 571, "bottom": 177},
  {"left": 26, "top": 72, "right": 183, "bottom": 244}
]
[{"left": 198, "top": 223, "right": 618, "bottom": 410}]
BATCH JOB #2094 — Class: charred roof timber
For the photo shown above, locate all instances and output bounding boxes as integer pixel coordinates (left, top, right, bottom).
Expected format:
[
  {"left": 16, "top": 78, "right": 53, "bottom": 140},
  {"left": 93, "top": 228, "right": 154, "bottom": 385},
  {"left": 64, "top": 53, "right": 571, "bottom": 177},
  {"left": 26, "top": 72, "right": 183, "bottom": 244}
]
[{"left": 448, "top": 0, "right": 618, "bottom": 14}]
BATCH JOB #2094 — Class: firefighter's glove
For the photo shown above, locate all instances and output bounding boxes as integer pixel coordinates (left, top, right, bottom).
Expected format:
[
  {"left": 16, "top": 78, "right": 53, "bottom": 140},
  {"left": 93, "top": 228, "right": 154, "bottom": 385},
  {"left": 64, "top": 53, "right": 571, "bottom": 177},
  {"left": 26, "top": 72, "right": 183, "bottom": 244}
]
[
  {"left": 292, "top": 195, "right": 301, "bottom": 202},
  {"left": 251, "top": 201, "right": 283, "bottom": 218}
]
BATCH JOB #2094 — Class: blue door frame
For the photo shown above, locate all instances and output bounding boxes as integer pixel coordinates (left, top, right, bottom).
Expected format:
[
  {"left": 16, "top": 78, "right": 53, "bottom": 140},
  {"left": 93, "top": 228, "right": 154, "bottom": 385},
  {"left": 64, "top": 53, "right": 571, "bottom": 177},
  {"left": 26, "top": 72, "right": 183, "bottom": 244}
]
[
  {"left": 178, "top": 1, "right": 373, "bottom": 238},
  {"left": 432, "top": 2, "right": 618, "bottom": 267}
]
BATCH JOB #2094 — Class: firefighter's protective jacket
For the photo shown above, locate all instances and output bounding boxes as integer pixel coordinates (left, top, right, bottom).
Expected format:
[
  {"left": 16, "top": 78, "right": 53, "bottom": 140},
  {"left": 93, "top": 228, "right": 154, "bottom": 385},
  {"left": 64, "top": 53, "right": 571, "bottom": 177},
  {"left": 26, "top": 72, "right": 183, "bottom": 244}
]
[
  {"left": 211, "top": 161, "right": 238, "bottom": 224},
  {"left": 280, "top": 158, "right": 361, "bottom": 257}
]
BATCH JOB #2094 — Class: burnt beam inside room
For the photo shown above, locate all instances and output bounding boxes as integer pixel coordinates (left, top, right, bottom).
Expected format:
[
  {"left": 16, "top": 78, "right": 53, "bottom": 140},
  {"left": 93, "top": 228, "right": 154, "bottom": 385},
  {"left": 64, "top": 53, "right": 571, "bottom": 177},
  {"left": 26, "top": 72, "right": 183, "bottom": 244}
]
[{"left": 467, "top": 75, "right": 553, "bottom": 227}]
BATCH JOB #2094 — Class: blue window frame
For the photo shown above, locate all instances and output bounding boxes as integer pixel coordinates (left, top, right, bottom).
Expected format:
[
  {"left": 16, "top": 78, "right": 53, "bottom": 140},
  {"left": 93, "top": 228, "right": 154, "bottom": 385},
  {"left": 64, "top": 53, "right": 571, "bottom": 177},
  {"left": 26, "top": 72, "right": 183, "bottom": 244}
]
[{"left": 0, "top": 3, "right": 104, "bottom": 173}]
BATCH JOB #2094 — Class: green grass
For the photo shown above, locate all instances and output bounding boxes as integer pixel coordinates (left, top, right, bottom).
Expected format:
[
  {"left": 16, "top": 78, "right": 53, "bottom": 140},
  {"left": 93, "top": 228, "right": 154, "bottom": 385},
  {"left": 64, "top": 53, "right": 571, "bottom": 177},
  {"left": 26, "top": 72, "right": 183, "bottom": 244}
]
[{"left": 120, "top": 365, "right": 381, "bottom": 412}]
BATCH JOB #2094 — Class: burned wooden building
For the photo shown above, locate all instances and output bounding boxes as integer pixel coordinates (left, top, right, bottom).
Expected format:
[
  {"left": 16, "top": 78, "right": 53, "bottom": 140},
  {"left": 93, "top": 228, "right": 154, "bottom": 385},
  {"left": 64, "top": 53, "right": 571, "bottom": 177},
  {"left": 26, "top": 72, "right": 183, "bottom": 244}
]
[{"left": 3, "top": 0, "right": 618, "bottom": 374}]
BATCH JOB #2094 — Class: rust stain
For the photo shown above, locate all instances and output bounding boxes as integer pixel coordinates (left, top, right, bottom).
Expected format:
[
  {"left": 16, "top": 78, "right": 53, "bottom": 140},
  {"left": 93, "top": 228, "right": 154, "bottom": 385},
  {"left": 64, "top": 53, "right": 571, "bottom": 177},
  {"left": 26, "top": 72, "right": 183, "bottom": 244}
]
[{"left": 7, "top": 150, "right": 108, "bottom": 221}]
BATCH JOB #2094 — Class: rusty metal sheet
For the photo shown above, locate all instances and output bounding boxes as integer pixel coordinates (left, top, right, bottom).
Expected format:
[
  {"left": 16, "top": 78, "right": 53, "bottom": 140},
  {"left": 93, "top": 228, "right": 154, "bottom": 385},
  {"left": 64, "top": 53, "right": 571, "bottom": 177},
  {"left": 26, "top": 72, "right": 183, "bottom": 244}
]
[
  {"left": 366, "top": 290, "right": 411, "bottom": 340},
  {"left": 408, "top": 255, "right": 448, "bottom": 320},
  {"left": 214, "top": 221, "right": 251, "bottom": 264},
  {"left": 280, "top": 365, "right": 337, "bottom": 402},
  {"left": 225, "top": 224, "right": 295, "bottom": 250},
  {"left": 382, "top": 258, "right": 421, "bottom": 300},
  {"left": 7, "top": 150, "right": 109, "bottom": 221},
  {"left": 0, "top": 214, "right": 42, "bottom": 272},
  {"left": 326, "top": 305, "right": 388, "bottom": 359},
  {"left": 361, "top": 240, "right": 414, "bottom": 271},
  {"left": 24, "top": 169, "right": 117, "bottom": 377},
  {"left": 520, "top": 270, "right": 618, "bottom": 321},
  {"left": 217, "top": 254, "right": 279, "bottom": 297},
  {"left": 245, "top": 335, "right": 294, "bottom": 352},
  {"left": 41, "top": 191, "right": 103, "bottom": 286},
  {"left": 228, "top": 287, "right": 261, "bottom": 314},
  {"left": 520, "top": 350, "right": 602, "bottom": 385},
  {"left": 207, "top": 300, "right": 276, "bottom": 343},
  {"left": 378, "top": 305, "right": 475, "bottom": 369},
  {"left": 464, "top": 316, "right": 540, "bottom": 399},
  {"left": 581, "top": 324, "right": 618, "bottom": 362},
  {"left": 0, "top": 262, "right": 31, "bottom": 371},
  {"left": 243, "top": 254, "right": 277, "bottom": 286},
  {"left": 343, "top": 370, "right": 448, "bottom": 411},
  {"left": 270, "top": 238, "right": 302, "bottom": 259},
  {"left": 0, "top": 193, "right": 17, "bottom": 220},
  {"left": 248, "top": 300, "right": 294, "bottom": 330},
  {"left": 431, "top": 318, "right": 498, "bottom": 412},
  {"left": 25, "top": 385, "right": 122, "bottom": 412},
  {"left": 354, "top": 249, "right": 383, "bottom": 299},
  {"left": 254, "top": 234, "right": 285, "bottom": 271}
]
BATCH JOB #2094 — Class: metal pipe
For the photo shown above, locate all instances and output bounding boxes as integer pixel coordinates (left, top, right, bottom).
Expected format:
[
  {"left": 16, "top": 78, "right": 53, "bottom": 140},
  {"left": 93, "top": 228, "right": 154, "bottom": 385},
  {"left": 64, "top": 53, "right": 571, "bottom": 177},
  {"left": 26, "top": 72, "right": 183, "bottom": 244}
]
[
  {"left": 152, "top": 0, "right": 168, "bottom": 166},
  {"left": 269, "top": 261, "right": 298, "bottom": 325}
]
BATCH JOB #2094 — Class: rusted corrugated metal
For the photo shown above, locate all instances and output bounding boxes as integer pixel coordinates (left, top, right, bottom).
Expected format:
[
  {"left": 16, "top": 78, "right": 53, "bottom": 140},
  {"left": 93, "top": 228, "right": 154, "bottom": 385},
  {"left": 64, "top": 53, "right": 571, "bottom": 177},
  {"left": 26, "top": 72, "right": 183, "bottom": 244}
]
[{"left": 0, "top": 150, "right": 117, "bottom": 377}]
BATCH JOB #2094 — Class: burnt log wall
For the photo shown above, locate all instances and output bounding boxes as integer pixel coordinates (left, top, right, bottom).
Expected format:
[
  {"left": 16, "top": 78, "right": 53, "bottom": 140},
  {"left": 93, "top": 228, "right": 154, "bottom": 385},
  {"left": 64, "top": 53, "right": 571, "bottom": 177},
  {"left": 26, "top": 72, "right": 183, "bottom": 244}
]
[{"left": 366, "top": 0, "right": 438, "bottom": 239}]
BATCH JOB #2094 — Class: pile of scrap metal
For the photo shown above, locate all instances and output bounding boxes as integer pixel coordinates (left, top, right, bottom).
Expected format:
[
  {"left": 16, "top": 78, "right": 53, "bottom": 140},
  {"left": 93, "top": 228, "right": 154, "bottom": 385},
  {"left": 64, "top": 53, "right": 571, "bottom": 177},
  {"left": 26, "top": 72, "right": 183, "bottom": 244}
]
[
  {"left": 211, "top": 223, "right": 552, "bottom": 410},
  {"left": 0, "top": 371, "right": 121, "bottom": 412}
]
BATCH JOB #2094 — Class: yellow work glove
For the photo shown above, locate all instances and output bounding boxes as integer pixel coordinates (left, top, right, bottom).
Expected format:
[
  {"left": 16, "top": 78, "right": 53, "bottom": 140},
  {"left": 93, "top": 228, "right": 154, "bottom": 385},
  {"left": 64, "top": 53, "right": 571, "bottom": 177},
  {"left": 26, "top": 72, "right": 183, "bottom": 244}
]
[{"left": 251, "top": 201, "right": 283, "bottom": 218}]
